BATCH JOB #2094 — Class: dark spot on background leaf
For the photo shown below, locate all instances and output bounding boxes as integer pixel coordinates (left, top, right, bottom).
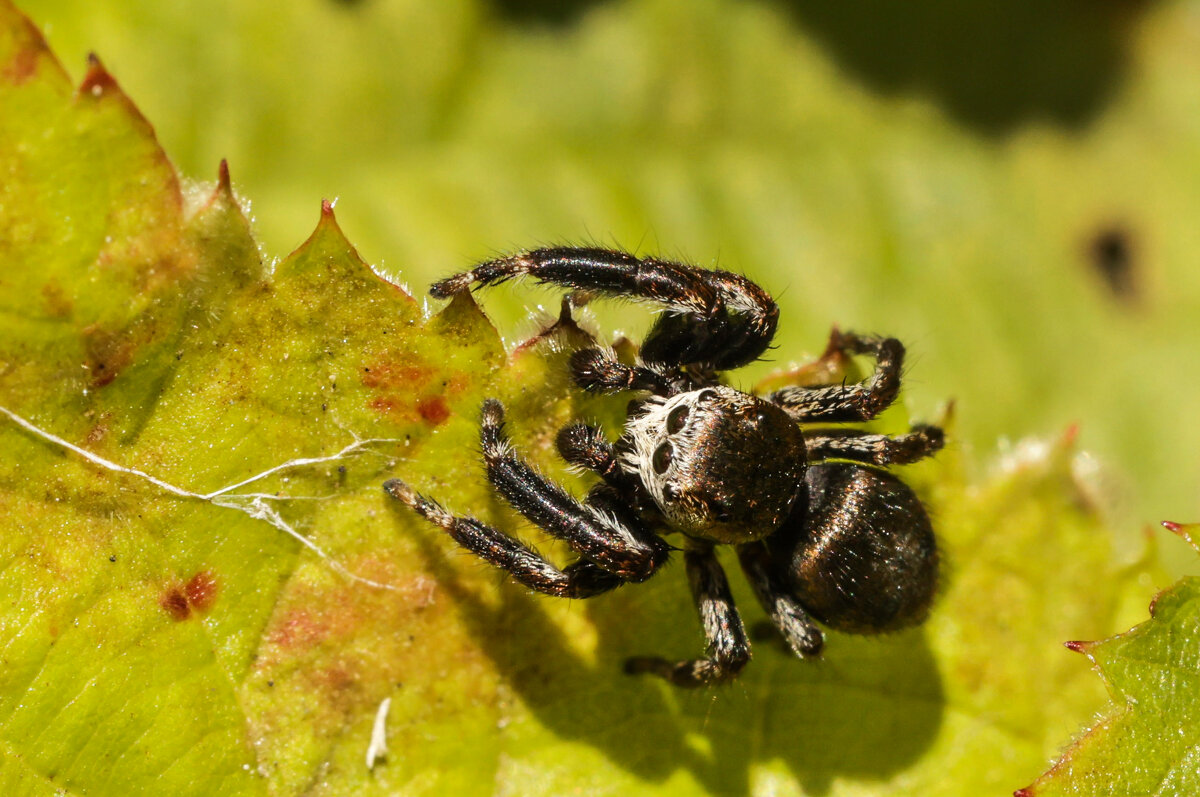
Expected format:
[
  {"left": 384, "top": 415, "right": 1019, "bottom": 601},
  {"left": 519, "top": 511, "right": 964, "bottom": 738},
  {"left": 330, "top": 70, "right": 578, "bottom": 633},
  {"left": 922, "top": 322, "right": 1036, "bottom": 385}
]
[
  {"left": 774, "top": 0, "right": 1158, "bottom": 135},
  {"left": 1087, "top": 224, "right": 1137, "bottom": 303}
]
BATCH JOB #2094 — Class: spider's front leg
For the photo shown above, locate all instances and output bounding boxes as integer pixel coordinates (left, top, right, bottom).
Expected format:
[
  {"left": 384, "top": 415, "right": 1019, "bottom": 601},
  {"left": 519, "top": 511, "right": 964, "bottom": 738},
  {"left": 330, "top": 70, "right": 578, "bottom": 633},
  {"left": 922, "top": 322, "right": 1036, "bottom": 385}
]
[
  {"left": 625, "top": 546, "right": 751, "bottom": 687},
  {"left": 768, "top": 331, "right": 905, "bottom": 423},
  {"left": 431, "top": 247, "right": 778, "bottom": 370},
  {"left": 556, "top": 422, "right": 628, "bottom": 486},
  {"left": 477, "top": 399, "right": 667, "bottom": 581},
  {"left": 384, "top": 481, "right": 625, "bottom": 598},
  {"left": 566, "top": 348, "right": 685, "bottom": 396},
  {"left": 385, "top": 400, "right": 668, "bottom": 595}
]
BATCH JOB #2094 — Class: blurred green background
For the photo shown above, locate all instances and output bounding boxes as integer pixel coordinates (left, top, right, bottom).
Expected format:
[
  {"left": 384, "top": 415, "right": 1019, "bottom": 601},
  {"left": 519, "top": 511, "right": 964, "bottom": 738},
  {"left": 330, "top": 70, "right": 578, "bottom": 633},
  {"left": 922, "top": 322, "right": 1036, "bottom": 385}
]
[{"left": 20, "top": 0, "right": 1200, "bottom": 571}]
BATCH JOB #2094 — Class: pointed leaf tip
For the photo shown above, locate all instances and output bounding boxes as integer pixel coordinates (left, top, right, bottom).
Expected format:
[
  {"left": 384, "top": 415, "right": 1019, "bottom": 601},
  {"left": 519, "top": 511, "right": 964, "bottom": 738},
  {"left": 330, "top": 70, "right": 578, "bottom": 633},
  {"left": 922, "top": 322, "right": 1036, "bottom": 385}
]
[
  {"left": 1013, "top": 789, "right": 1033, "bottom": 797},
  {"left": 201, "top": 159, "right": 236, "bottom": 209},
  {"left": 1161, "top": 520, "right": 1200, "bottom": 553},
  {"left": 79, "top": 52, "right": 116, "bottom": 95},
  {"left": 311, "top": 198, "right": 347, "bottom": 241},
  {"left": 1063, "top": 639, "right": 1093, "bottom": 654}
]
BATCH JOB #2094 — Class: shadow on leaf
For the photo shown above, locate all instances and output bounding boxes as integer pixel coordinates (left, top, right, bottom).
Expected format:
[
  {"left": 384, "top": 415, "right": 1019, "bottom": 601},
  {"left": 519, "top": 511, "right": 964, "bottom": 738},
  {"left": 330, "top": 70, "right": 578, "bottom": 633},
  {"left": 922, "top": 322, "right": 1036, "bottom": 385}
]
[{"left": 392, "top": 495, "right": 944, "bottom": 794}]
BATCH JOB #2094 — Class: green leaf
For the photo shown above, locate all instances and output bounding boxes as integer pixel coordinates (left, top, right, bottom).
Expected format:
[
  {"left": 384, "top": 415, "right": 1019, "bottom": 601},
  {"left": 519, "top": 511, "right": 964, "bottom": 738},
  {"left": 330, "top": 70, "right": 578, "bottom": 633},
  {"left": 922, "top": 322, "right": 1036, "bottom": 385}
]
[
  {"left": 0, "top": 1, "right": 1184, "bottom": 795},
  {"left": 1019, "top": 523, "right": 1200, "bottom": 796}
]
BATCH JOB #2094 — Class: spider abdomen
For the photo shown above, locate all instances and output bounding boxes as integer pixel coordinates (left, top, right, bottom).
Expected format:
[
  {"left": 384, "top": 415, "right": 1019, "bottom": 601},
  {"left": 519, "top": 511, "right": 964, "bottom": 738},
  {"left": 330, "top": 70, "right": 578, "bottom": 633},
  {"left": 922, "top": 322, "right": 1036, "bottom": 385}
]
[{"left": 771, "top": 463, "right": 939, "bottom": 635}]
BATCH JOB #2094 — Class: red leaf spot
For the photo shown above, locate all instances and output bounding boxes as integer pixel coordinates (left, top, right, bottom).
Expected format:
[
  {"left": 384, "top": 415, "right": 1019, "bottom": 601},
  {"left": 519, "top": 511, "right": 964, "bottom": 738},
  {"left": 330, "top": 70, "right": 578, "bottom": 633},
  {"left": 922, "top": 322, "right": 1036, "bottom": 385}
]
[
  {"left": 267, "top": 607, "right": 330, "bottom": 650},
  {"left": 417, "top": 396, "right": 450, "bottom": 426},
  {"left": 314, "top": 664, "right": 357, "bottom": 693},
  {"left": 361, "top": 361, "right": 433, "bottom": 390},
  {"left": 368, "top": 396, "right": 403, "bottom": 417},
  {"left": 185, "top": 570, "right": 219, "bottom": 613},
  {"left": 444, "top": 372, "right": 472, "bottom": 396},
  {"left": 3, "top": 43, "right": 40, "bottom": 85},
  {"left": 159, "top": 588, "right": 190, "bottom": 621},
  {"left": 160, "top": 571, "right": 219, "bottom": 621}
]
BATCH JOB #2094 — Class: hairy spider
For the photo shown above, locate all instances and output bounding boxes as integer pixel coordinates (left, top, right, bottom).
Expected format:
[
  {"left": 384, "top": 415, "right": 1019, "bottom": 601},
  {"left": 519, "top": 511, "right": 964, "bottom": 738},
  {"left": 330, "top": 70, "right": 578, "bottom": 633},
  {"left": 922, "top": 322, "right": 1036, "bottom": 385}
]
[{"left": 384, "top": 247, "right": 943, "bottom": 687}]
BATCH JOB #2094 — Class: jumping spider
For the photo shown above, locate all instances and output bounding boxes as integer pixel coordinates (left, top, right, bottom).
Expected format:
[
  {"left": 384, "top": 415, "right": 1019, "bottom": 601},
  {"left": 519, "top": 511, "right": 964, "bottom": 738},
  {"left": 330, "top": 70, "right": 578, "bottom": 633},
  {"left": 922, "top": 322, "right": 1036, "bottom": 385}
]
[{"left": 384, "top": 247, "right": 942, "bottom": 687}]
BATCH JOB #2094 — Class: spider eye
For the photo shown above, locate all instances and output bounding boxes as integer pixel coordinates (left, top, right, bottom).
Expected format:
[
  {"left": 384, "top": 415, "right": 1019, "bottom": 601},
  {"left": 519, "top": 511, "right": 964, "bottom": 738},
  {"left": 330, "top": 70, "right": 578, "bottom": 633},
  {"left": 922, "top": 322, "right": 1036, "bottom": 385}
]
[
  {"left": 697, "top": 389, "right": 717, "bottom": 402},
  {"left": 666, "top": 406, "right": 689, "bottom": 434},
  {"left": 652, "top": 442, "right": 673, "bottom": 474}
]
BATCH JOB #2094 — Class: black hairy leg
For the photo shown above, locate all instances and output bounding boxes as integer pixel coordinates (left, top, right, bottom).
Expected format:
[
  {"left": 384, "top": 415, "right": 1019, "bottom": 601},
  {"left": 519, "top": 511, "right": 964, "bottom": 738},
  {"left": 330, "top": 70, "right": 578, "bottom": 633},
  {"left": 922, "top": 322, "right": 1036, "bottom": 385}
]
[
  {"left": 568, "top": 348, "right": 684, "bottom": 396},
  {"left": 736, "top": 541, "right": 824, "bottom": 657},
  {"left": 625, "top": 547, "right": 751, "bottom": 687},
  {"left": 430, "top": 247, "right": 779, "bottom": 370},
  {"left": 478, "top": 399, "right": 667, "bottom": 581},
  {"left": 556, "top": 422, "right": 627, "bottom": 485},
  {"left": 555, "top": 426, "right": 667, "bottom": 527},
  {"left": 768, "top": 332, "right": 905, "bottom": 423},
  {"left": 383, "top": 481, "right": 625, "bottom": 598},
  {"left": 804, "top": 425, "right": 944, "bottom": 467}
]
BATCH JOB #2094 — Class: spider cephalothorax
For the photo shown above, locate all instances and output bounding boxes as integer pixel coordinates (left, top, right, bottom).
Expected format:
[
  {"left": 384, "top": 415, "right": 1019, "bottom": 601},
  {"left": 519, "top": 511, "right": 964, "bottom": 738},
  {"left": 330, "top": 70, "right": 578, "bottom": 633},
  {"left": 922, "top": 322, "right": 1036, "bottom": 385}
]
[
  {"left": 385, "top": 247, "right": 943, "bottom": 687},
  {"left": 617, "top": 386, "right": 807, "bottom": 543}
]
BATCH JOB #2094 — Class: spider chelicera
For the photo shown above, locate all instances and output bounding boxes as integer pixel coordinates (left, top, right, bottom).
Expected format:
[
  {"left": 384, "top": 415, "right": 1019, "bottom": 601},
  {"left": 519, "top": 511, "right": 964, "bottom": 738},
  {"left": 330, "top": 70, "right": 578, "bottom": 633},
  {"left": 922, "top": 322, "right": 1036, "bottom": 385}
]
[{"left": 384, "top": 247, "right": 942, "bottom": 687}]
